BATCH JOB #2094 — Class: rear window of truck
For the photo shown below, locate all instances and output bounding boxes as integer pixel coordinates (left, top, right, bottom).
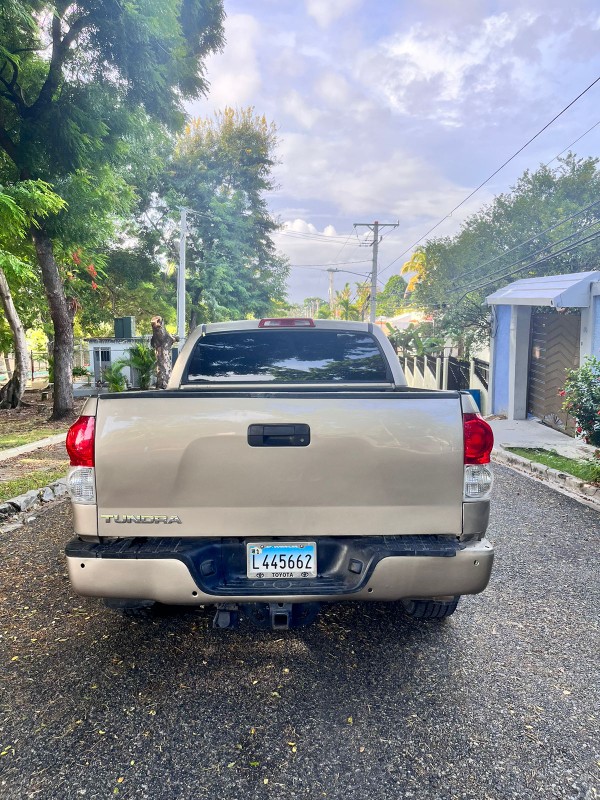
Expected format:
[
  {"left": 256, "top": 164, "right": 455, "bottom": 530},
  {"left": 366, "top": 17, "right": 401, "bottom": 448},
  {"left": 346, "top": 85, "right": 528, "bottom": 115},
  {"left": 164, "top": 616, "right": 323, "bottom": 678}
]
[{"left": 185, "top": 329, "right": 390, "bottom": 383}]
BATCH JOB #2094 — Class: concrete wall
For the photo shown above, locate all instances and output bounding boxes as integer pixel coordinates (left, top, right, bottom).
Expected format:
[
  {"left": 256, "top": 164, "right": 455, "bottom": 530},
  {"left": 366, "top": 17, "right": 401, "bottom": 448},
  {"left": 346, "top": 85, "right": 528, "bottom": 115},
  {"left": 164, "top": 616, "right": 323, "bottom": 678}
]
[{"left": 592, "top": 294, "right": 600, "bottom": 358}]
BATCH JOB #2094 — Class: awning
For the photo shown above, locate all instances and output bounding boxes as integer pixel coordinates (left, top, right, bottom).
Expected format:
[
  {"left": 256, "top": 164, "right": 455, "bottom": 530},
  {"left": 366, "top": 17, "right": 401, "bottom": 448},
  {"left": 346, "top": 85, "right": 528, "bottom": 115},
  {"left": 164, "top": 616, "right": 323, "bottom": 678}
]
[{"left": 486, "top": 270, "right": 600, "bottom": 307}]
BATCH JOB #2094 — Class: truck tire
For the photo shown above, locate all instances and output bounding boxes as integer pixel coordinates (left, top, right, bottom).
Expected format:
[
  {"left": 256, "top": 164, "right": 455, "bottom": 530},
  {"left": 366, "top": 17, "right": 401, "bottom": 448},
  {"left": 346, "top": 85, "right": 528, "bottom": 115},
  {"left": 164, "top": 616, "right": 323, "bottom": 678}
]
[
  {"left": 103, "top": 598, "right": 156, "bottom": 617},
  {"left": 401, "top": 596, "right": 460, "bottom": 620}
]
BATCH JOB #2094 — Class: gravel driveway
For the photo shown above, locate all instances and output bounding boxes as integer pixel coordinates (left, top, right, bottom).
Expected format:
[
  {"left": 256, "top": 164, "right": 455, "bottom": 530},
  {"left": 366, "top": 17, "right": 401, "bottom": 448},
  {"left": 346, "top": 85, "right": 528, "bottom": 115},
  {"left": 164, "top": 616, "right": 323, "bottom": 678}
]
[{"left": 1, "top": 465, "right": 598, "bottom": 800}]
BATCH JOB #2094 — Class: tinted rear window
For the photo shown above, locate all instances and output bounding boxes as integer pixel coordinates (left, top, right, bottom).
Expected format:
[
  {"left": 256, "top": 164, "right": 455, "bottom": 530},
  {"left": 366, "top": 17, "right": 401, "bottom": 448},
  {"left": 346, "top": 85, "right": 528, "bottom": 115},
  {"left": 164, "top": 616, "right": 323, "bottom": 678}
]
[{"left": 185, "top": 329, "right": 390, "bottom": 383}]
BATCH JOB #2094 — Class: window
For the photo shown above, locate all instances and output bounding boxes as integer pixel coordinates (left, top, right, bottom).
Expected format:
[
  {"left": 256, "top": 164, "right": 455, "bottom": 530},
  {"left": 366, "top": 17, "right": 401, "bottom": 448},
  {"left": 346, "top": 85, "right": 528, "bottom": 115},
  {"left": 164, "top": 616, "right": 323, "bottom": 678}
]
[{"left": 185, "top": 330, "right": 390, "bottom": 384}]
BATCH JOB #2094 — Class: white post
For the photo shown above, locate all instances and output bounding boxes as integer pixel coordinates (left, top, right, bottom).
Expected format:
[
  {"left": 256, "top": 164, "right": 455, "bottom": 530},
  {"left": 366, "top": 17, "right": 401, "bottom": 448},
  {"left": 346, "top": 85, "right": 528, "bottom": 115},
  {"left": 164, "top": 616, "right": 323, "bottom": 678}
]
[
  {"left": 508, "top": 305, "right": 532, "bottom": 420},
  {"left": 177, "top": 207, "right": 187, "bottom": 346}
]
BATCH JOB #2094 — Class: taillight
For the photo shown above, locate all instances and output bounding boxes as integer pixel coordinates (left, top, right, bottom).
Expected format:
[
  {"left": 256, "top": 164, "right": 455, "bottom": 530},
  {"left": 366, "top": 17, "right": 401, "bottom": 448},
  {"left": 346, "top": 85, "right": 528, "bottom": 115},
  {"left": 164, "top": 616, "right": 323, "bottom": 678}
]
[
  {"left": 463, "top": 413, "right": 493, "bottom": 465},
  {"left": 258, "top": 318, "right": 315, "bottom": 328},
  {"left": 66, "top": 415, "right": 95, "bottom": 467}
]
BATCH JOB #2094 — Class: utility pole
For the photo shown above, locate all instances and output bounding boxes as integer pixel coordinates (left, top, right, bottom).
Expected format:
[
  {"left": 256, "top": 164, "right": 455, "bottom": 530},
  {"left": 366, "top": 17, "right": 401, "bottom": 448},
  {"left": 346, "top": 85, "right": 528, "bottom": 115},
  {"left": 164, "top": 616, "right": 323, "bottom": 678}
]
[
  {"left": 177, "top": 206, "right": 187, "bottom": 347},
  {"left": 353, "top": 220, "right": 399, "bottom": 323},
  {"left": 327, "top": 268, "right": 335, "bottom": 314}
]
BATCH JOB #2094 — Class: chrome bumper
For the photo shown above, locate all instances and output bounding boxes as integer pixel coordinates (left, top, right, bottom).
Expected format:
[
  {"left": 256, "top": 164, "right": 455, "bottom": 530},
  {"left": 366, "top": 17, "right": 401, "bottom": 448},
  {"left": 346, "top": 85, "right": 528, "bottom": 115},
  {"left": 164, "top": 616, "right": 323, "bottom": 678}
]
[{"left": 66, "top": 538, "right": 494, "bottom": 604}]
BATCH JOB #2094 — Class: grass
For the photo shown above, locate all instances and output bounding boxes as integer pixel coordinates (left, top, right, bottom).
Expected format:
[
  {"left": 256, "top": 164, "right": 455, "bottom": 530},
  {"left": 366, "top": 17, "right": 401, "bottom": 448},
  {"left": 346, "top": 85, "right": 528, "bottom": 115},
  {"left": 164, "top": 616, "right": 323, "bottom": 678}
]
[
  {"left": 506, "top": 447, "right": 600, "bottom": 484},
  {"left": 0, "top": 468, "right": 67, "bottom": 502},
  {"left": 0, "top": 428, "right": 65, "bottom": 451}
]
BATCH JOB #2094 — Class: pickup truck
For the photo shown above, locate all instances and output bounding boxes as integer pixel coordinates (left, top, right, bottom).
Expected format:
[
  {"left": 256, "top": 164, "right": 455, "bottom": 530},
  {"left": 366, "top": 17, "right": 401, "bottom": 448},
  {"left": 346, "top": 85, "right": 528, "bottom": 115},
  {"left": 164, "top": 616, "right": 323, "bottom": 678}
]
[{"left": 64, "top": 318, "right": 494, "bottom": 629}]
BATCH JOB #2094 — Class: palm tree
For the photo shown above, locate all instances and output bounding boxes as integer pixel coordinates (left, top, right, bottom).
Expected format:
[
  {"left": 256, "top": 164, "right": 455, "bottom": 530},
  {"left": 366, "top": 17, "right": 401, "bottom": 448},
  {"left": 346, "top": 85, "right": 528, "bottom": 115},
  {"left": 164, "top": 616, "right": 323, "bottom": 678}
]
[
  {"left": 401, "top": 248, "right": 427, "bottom": 294},
  {"left": 335, "top": 283, "right": 360, "bottom": 320}
]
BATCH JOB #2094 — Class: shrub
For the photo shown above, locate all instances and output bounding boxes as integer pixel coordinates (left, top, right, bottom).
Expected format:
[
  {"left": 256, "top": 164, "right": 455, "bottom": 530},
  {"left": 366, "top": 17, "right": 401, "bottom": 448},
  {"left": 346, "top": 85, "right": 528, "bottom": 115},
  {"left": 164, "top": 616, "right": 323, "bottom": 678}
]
[
  {"left": 102, "top": 360, "right": 127, "bottom": 393},
  {"left": 72, "top": 366, "right": 90, "bottom": 379},
  {"left": 562, "top": 356, "right": 600, "bottom": 446},
  {"left": 125, "top": 343, "right": 156, "bottom": 390}
]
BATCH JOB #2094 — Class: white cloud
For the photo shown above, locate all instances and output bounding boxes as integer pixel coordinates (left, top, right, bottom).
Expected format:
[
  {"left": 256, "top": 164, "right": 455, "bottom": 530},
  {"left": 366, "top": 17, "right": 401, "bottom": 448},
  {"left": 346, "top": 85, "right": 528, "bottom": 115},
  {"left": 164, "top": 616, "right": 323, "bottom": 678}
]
[
  {"left": 314, "top": 72, "right": 352, "bottom": 107},
  {"left": 357, "top": 12, "right": 548, "bottom": 127},
  {"left": 200, "top": 14, "right": 262, "bottom": 111},
  {"left": 275, "top": 132, "right": 481, "bottom": 220},
  {"left": 305, "top": 0, "right": 361, "bottom": 29},
  {"left": 282, "top": 90, "right": 321, "bottom": 129}
]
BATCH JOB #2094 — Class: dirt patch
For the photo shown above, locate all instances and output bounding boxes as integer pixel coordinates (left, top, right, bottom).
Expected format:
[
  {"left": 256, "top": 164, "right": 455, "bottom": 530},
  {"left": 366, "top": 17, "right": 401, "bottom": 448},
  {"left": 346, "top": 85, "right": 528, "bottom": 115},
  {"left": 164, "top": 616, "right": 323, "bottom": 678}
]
[{"left": 0, "top": 391, "right": 85, "bottom": 447}]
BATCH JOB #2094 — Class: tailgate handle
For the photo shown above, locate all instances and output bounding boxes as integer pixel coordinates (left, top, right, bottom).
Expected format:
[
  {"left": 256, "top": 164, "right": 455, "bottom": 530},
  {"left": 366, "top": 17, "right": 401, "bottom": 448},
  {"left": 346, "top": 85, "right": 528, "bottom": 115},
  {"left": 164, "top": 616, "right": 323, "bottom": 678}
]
[{"left": 247, "top": 424, "right": 310, "bottom": 447}]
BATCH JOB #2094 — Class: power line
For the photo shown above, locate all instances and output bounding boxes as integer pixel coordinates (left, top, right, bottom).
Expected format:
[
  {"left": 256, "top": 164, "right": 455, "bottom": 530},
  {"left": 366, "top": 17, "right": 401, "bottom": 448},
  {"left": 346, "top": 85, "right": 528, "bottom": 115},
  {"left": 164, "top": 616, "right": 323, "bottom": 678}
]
[
  {"left": 290, "top": 259, "right": 371, "bottom": 269},
  {"left": 544, "top": 119, "right": 600, "bottom": 166},
  {"left": 274, "top": 229, "right": 358, "bottom": 243},
  {"left": 451, "top": 217, "right": 600, "bottom": 295},
  {"left": 379, "top": 74, "right": 600, "bottom": 277},
  {"left": 454, "top": 227, "right": 600, "bottom": 302},
  {"left": 444, "top": 197, "right": 600, "bottom": 289}
]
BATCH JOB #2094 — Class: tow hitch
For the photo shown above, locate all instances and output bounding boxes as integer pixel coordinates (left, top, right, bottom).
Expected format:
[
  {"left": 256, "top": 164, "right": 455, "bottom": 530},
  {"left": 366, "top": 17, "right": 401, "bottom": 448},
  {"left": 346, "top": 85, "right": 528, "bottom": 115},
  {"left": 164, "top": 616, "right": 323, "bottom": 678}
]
[
  {"left": 212, "top": 602, "right": 320, "bottom": 630},
  {"left": 270, "top": 603, "right": 293, "bottom": 630}
]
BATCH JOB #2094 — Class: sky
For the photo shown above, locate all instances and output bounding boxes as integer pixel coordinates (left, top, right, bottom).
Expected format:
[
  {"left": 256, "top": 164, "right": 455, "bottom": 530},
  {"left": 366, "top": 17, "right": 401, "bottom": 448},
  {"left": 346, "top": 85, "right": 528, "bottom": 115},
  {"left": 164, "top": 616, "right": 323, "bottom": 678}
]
[{"left": 187, "top": 0, "right": 600, "bottom": 305}]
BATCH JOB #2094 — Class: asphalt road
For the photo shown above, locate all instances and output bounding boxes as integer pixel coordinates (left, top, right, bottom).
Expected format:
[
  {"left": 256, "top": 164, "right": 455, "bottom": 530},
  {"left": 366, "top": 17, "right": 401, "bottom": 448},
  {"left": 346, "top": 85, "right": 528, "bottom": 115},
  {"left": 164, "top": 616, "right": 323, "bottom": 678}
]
[{"left": 1, "top": 465, "right": 598, "bottom": 800}]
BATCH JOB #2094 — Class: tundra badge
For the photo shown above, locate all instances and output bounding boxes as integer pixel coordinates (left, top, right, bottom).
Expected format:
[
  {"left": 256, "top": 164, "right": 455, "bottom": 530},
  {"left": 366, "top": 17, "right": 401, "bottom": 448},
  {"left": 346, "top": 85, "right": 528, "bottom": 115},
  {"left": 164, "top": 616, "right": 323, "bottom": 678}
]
[{"left": 100, "top": 514, "right": 182, "bottom": 524}]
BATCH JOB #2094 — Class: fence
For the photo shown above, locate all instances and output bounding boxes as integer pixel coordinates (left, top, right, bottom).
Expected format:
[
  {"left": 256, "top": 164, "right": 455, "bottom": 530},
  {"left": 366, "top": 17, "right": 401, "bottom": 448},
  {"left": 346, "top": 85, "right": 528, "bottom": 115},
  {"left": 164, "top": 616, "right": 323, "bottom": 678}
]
[
  {"left": 402, "top": 354, "right": 490, "bottom": 414},
  {"left": 0, "top": 342, "right": 91, "bottom": 385}
]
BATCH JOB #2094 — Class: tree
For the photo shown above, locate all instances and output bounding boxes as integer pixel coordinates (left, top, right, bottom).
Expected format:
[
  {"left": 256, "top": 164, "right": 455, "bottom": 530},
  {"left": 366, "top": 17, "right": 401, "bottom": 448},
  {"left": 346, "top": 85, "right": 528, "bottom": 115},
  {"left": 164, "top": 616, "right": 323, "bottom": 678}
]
[
  {"left": 400, "top": 248, "right": 427, "bottom": 293},
  {"left": 0, "top": 1, "right": 225, "bottom": 418},
  {"left": 0, "top": 181, "right": 64, "bottom": 407},
  {"left": 411, "top": 155, "right": 600, "bottom": 351},
  {"left": 335, "top": 283, "right": 359, "bottom": 320},
  {"left": 377, "top": 274, "right": 409, "bottom": 317},
  {"left": 166, "top": 108, "right": 289, "bottom": 328}
]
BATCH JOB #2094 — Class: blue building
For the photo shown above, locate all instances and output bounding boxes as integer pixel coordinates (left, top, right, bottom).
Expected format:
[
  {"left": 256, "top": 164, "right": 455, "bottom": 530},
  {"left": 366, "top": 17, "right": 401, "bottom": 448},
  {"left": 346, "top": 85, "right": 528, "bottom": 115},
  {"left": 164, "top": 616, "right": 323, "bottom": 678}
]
[{"left": 486, "top": 271, "right": 600, "bottom": 427}]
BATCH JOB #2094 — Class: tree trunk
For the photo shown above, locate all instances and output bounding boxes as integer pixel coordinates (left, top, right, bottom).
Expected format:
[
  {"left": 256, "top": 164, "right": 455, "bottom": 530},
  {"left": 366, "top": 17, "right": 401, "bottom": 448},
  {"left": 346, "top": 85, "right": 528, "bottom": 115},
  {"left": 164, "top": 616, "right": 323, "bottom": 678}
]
[
  {"left": 31, "top": 227, "right": 75, "bottom": 420},
  {"left": 150, "top": 316, "right": 176, "bottom": 389},
  {"left": 0, "top": 267, "right": 29, "bottom": 409}
]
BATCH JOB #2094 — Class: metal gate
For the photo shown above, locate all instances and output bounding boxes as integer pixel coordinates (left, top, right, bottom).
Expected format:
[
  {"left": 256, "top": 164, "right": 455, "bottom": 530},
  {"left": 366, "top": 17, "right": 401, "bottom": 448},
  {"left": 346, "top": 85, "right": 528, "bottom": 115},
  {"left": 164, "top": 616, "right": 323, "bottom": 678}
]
[{"left": 527, "top": 312, "right": 580, "bottom": 430}]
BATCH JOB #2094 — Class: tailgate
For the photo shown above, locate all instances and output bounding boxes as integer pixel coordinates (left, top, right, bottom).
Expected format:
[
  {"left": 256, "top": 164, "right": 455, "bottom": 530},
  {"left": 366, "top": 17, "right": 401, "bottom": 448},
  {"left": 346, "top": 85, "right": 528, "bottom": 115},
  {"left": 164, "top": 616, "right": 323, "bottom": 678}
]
[{"left": 94, "top": 394, "right": 464, "bottom": 538}]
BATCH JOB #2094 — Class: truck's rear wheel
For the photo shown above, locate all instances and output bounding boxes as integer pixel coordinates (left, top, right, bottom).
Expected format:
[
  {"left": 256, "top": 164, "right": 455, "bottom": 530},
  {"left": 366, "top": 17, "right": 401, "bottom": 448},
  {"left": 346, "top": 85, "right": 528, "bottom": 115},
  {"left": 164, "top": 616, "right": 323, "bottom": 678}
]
[
  {"left": 401, "top": 596, "right": 460, "bottom": 620},
  {"left": 103, "top": 598, "right": 156, "bottom": 617}
]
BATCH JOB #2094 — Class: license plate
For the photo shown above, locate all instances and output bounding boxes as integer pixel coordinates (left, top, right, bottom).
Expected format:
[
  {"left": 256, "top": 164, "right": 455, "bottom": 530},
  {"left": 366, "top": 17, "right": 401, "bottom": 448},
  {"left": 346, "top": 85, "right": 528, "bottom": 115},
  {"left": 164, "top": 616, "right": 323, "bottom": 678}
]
[{"left": 247, "top": 542, "right": 317, "bottom": 579}]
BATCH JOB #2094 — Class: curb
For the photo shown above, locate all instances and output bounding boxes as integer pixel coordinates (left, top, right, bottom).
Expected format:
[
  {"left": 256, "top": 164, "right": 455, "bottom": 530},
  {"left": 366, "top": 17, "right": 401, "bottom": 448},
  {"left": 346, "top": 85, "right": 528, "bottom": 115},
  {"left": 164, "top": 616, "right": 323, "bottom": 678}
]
[
  {"left": 493, "top": 446, "right": 600, "bottom": 511},
  {"left": 0, "top": 477, "right": 69, "bottom": 530},
  {"left": 0, "top": 433, "right": 67, "bottom": 463}
]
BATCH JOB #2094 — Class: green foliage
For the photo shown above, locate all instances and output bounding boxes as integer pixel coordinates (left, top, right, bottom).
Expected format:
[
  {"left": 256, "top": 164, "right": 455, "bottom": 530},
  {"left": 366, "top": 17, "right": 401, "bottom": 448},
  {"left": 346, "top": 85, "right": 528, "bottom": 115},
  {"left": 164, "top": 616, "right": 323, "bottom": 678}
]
[
  {"left": 386, "top": 322, "right": 444, "bottom": 356},
  {"left": 334, "top": 283, "right": 359, "bottom": 320},
  {"left": 411, "top": 155, "right": 600, "bottom": 351},
  {"left": 377, "top": 275, "right": 408, "bottom": 317},
  {"left": 0, "top": 468, "right": 68, "bottom": 502},
  {"left": 0, "top": 0, "right": 225, "bottom": 411},
  {"left": 506, "top": 448, "right": 600, "bottom": 484},
  {"left": 166, "top": 107, "right": 289, "bottom": 325},
  {"left": 72, "top": 366, "right": 90, "bottom": 379},
  {"left": 102, "top": 360, "right": 127, "bottom": 393},
  {"left": 0, "top": 181, "right": 65, "bottom": 289},
  {"left": 562, "top": 356, "right": 600, "bottom": 446},
  {"left": 125, "top": 343, "right": 156, "bottom": 390}
]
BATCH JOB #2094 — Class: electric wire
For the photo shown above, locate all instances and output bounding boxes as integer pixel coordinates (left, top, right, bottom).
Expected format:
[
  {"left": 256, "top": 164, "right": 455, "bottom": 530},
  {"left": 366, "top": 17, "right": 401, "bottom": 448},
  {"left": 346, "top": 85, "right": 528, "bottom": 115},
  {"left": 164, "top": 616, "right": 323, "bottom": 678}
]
[
  {"left": 440, "top": 197, "right": 600, "bottom": 289},
  {"left": 453, "top": 227, "right": 600, "bottom": 302},
  {"left": 451, "top": 217, "right": 600, "bottom": 295},
  {"left": 274, "top": 229, "right": 358, "bottom": 243},
  {"left": 544, "top": 119, "right": 600, "bottom": 166},
  {"left": 290, "top": 259, "right": 371, "bottom": 268},
  {"left": 378, "top": 74, "right": 600, "bottom": 277}
]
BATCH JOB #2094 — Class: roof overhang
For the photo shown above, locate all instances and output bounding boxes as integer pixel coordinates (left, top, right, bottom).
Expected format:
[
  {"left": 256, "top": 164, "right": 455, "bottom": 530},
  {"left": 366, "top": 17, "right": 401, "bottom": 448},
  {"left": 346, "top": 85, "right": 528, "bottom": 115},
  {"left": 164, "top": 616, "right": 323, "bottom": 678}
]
[{"left": 486, "top": 270, "right": 600, "bottom": 308}]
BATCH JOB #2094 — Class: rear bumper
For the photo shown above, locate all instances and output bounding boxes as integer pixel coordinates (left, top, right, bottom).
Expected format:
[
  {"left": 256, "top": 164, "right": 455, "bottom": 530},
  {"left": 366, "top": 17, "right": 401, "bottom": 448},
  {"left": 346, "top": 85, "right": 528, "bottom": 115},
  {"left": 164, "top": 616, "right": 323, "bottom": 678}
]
[{"left": 65, "top": 535, "right": 494, "bottom": 604}]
